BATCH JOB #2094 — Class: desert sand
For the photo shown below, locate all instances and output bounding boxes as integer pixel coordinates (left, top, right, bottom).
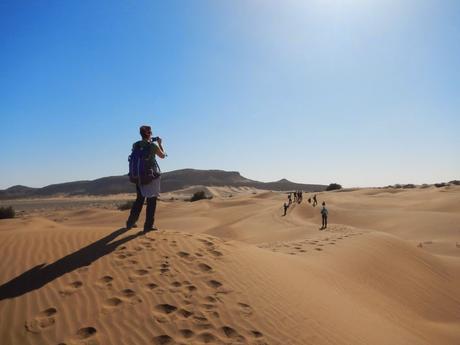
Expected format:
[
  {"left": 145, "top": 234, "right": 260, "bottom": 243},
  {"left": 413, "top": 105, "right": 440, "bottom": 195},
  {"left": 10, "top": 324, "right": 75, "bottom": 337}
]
[{"left": 1, "top": 185, "right": 459, "bottom": 345}]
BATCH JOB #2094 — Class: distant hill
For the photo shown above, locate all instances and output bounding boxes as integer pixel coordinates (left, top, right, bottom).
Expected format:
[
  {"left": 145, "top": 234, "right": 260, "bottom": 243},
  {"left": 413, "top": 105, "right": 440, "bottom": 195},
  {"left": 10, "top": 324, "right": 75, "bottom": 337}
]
[{"left": 0, "top": 169, "right": 327, "bottom": 199}]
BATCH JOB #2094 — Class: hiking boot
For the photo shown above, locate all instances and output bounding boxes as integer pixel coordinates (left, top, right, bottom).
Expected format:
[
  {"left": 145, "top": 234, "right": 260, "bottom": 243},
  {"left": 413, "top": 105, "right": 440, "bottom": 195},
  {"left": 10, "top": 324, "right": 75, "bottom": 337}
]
[
  {"left": 126, "top": 223, "right": 138, "bottom": 230},
  {"left": 143, "top": 226, "right": 158, "bottom": 233}
]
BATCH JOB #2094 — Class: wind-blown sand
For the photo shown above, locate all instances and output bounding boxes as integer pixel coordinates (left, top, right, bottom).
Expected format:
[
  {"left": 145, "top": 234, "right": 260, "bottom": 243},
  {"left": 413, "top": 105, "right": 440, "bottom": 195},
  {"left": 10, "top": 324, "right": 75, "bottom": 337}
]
[{"left": 0, "top": 186, "right": 459, "bottom": 345}]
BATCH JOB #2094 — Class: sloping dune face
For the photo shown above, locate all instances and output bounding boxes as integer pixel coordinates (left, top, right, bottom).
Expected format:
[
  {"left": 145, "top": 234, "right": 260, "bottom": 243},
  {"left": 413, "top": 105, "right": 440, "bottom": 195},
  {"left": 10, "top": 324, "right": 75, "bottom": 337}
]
[{"left": 0, "top": 186, "right": 459, "bottom": 345}]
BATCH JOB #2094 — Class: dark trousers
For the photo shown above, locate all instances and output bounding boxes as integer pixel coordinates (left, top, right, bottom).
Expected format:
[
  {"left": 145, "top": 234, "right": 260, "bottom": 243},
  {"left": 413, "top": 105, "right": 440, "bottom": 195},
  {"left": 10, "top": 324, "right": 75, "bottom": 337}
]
[
  {"left": 126, "top": 185, "right": 157, "bottom": 229},
  {"left": 322, "top": 215, "right": 327, "bottom": 228}
]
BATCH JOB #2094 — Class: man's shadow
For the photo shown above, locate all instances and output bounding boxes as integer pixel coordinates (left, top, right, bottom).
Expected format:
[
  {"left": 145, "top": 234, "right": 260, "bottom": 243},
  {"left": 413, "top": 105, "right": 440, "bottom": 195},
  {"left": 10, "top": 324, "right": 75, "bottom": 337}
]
[{"left": 0, "top": 227, "right": 144, "bottom": 300}]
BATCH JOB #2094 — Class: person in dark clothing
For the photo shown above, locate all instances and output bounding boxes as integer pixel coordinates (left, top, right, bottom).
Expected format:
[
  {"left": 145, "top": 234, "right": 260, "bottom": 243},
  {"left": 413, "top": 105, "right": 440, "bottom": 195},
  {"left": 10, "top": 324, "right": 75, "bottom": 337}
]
[
  {"left": 283, "top": 202, "right": 288, "bottom": 216},
  {"left": 313, "top": 194, "right": 318, "bottom": 207},
  {"left": 126, "top": 125, "right": 166, "bottom": 233},
  {"left": 288, "top": 194, "right": 292, "bottom": 206},
  {"left": 320, "top": 201, "right": 328, "bottom": 230}
]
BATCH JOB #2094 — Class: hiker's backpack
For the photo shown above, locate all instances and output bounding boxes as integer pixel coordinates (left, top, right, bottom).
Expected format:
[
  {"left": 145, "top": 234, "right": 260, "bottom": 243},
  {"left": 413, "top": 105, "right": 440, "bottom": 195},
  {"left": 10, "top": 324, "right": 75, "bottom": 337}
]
[{"left": 128, "top": 142, "right": 161, "bottom": 185}]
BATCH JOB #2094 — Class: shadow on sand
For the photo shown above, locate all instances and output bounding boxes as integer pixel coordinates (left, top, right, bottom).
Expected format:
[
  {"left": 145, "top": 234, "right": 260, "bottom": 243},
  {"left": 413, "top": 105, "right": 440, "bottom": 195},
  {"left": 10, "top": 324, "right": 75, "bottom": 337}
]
[{"left": 0, "top": 227, "right": 143, "bottom": 300}]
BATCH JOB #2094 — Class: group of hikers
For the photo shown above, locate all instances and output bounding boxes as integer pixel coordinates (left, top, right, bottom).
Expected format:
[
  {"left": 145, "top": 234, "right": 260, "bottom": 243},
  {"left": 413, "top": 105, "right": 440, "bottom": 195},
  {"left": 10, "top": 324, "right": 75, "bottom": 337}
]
[
  {"left": 287, "top": 190, "right": 304, "bottom": 205},
  {"left": 283, "top": 192, "right": 329, "bottom": 230},
  {"left": 125, "top": 124, "right": 329, "bottom": 233}
]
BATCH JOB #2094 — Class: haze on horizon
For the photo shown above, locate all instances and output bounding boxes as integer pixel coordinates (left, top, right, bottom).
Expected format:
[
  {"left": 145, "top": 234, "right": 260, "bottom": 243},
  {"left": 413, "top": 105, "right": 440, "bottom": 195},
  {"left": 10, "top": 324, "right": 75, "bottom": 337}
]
[{"left": 1, "top": 0, "right": 459, "bottom": 190}]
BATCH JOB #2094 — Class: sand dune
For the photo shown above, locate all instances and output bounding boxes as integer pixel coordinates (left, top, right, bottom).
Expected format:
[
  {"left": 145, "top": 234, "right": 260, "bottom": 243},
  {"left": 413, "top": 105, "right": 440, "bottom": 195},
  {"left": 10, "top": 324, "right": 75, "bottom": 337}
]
[{"left": 0, "top": 186, "right": 459, "bottom": 344}]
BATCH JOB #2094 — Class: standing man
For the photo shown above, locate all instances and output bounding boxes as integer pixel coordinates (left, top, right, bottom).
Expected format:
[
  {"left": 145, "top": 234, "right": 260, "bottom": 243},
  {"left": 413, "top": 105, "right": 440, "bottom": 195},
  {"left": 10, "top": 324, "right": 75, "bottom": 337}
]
[
  {"left": 283, "top": 202, "right": 288, "bottom": 216},
  {"left": 126, "top": 125, "right": 166, "bottom": 233},
  {"left": 313, "top": 194, "right": 318, "bottom": 207},
  {"left": 320, "top": 201, "right": 328, "bottom": 230}
]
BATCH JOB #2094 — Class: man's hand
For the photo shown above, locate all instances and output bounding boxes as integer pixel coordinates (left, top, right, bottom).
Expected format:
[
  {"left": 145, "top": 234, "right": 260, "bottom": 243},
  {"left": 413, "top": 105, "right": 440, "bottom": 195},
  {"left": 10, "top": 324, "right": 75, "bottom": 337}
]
[{"left": 157, "top": 137, "right": 162, "bottom": 145}]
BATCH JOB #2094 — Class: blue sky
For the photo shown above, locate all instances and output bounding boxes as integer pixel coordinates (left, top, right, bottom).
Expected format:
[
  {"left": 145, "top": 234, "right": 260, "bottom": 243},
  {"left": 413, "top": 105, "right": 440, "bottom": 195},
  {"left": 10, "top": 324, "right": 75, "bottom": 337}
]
[{"left": 1, "top": 0, "right": 459, "bottom": 189}]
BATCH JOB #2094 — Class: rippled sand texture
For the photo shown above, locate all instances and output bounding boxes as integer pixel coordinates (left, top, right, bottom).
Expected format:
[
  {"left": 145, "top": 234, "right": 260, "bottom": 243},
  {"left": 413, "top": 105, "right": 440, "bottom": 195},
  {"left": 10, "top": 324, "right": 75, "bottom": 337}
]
[{"left": 1, "top": 185, "right": 459, "bottom": 345}]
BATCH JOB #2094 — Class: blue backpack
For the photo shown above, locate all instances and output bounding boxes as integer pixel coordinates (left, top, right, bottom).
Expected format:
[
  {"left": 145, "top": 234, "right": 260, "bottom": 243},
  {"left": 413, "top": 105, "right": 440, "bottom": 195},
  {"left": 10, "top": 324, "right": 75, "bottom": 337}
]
[{"left": 128, "top": 142, "right": 161, "bottom": 185}]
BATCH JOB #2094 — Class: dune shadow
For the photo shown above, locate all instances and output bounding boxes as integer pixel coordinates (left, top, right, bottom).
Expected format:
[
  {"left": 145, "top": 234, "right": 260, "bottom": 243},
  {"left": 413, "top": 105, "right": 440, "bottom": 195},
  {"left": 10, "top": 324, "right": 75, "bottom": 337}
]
[{"left": 0, "top": 227, "right": 143, "bottom": 300}]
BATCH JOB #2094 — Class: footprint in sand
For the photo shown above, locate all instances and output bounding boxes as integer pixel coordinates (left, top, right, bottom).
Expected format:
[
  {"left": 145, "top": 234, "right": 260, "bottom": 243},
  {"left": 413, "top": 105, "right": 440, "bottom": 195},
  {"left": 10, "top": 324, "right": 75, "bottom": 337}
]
[
  {"left": 177, "top": 308, "right": 194, "bottom": 318},
  {"left": 199, "top": 239, "right": 214, "bottom": 247},
  {"left": 145, "top": 282, "right": 159, "bottom": 290},
  {"left": 186, "top": 284, "right": 198, "bottom": 292},
  {"left": 204, "top": 295, "right": 218, "bottom": 303},
  {"left": 197, "top": 263, "right": 213, "bottom": 272},
  {"left": 96, "top": 275, "right": 113, "bottom": 288},
  {"left": 121, "top": 288, "right": 136, "bottom": 297},
  {"left": 196, "top": 332, "right": 217, "bottom": 343},
  {"left": 193, "top": 315, "right": 209, "bottom": 325},
  {"left": 207, "top": 280, "right": 223, "bottom": 289},
  {"left": 76, "top": 326, "right": 97, "bottom": 339},
  {"left": 121, "top": 288, "right": 142, "bottom": 304},
  {"left": 159, "top": 263, "right": 170, "bottom": 274},
  {"left": 155, "top": 304, "right": 178, "bottom": 314},
  {"left": 134, "top": 269, "right": 149, "bottom": 276},
  {"left": 251, "top": 330, "right": 264, "bottom": 338},
  {"left": 171, "top": 281, "right": 182, "bottom": 288},
  {"left": 117, "top": 253, "right": 128, "bottom": 260},
  {"left": 237, "top": 303, "right": 253, "bottom": 317},
  {"left": 25, "top": 307, "right": 58, "bottom": 333},
  {"left": 315, "top": 247, "right": 323, "bottom": 251},
  {"left": 177, "top": 251, "right": 192, "bottom": 260},
  {"left": 209, "top": 250, "right": 224, "bottom": 257},
  {"left": 153, "top": 334, "right": 174, "bottom": 345},
  {"left": 221, "top": 326, "right": 246, "bottom": 342},
  {"left": 59, "top": 281, "right": 83, "bottom": 296},
  {"left": 179, "top": 329, "right": 195, "bottom": 339},
  {"left": 104, "top": 297, "right": 123, "bottom": 308},
  {"left": 201, "top": 303, "right": 216, "bottom": 311}
]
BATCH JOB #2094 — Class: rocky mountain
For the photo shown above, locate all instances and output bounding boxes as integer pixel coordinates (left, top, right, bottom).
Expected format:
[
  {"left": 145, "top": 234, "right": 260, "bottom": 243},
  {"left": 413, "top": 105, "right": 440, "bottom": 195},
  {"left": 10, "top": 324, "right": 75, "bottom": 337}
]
[{"left": 0, "top": 169, "right": 327, "bottom": 199}]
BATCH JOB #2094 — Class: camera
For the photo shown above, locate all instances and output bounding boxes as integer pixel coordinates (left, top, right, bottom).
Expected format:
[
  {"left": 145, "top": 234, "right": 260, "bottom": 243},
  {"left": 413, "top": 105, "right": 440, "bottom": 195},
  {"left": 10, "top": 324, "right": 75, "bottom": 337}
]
[{"left": 151, "top": 136, "right": 160, "bottom": 142}]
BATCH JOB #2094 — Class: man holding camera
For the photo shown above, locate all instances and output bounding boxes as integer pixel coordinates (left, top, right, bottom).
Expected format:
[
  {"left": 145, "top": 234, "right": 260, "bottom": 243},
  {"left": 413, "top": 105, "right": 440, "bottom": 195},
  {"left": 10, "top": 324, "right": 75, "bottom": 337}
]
[{"left": 126, "top": 125, "right": 166, "bottom": 233}]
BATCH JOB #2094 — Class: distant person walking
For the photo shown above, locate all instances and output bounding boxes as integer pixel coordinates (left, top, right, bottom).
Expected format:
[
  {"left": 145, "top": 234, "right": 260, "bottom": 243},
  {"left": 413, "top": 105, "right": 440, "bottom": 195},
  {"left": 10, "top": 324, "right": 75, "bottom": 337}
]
[
  {"left": 126, "top": 125, "right": 166, "bottom": 233},
  {"left": 288, "top": 194, "right": 292, "bottom": 206},
  {"left": 313, "top": 194, "right": 318, "bottom": 207},
  {"left": 320, "top": 201, "right": 328, "bottom": 230},
  {"left": 283, "top": 202, "right": 288, "bottom": 216}
]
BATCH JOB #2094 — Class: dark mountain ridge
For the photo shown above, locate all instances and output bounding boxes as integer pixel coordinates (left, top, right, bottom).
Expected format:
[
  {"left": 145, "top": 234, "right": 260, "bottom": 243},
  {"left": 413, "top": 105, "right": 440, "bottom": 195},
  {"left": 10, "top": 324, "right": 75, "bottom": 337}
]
[{"left": 0, "top": 169, "right": 327, "bottom": 199}]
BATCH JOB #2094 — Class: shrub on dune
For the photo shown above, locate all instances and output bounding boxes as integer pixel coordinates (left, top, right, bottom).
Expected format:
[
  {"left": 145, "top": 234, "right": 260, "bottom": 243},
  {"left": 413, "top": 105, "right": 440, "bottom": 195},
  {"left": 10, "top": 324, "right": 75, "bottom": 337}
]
[
  {"left": 190, "top": 191, "right": 212, "bottom": 202},
  {"left": 326, "top": 183, "right": 342, "bottom": 191},
  {"left": 0, "top": 206, "right": 15, "bottom": 219},
  {"left": 118, "top": 200, "right": 134, "bottom": 211}
]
